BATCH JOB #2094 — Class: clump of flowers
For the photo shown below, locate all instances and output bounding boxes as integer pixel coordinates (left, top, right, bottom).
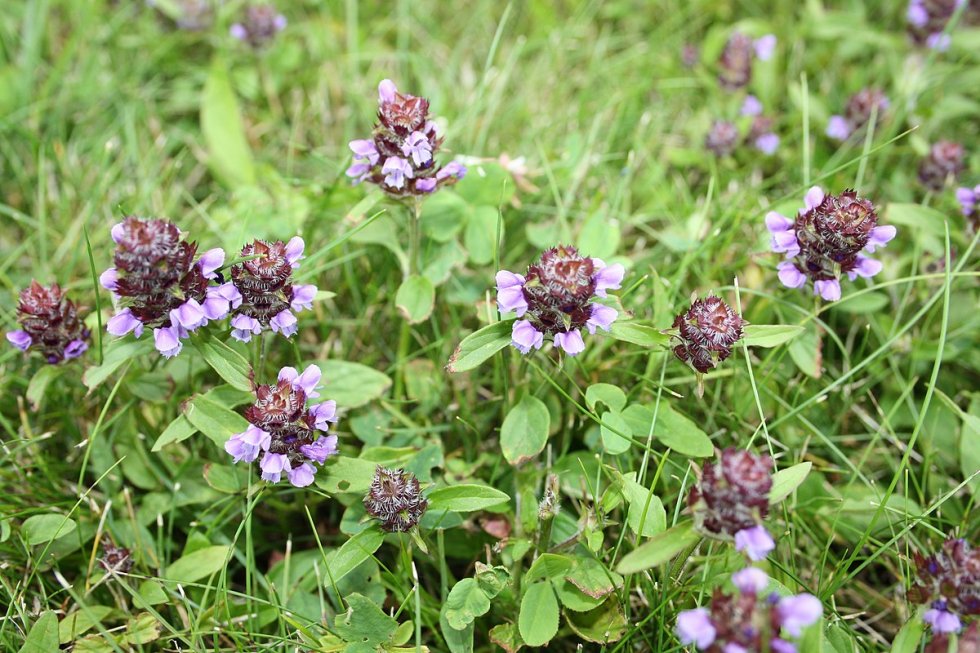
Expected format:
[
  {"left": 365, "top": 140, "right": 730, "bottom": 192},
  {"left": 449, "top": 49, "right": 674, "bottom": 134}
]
[
  {"left": 918, "top": 140, "right": 965, "bottom": 191},
  {"left": 225, "top": 364, "right": 338, "bottom": 487},
  {"left": 495, "top": 245, "right": 624, "bottom": 357},
  {"left": 6, "top": 282, "right": 89, "bottom": 363},
  {"left": 347, "top": 79, "right": 467, "bottom": 197},
  {"left": 227, "top": 238, "right": 316, "bottom": 343},
  {"left": 688, "top": 448, "right": 775, "bottom": 560},
  {"left": 364, "top": 466, "right": 428, "bottom": 532},
  {"left": 670, "top": 296, "right": 745, "bottom": 374},
  {"left": 102, "top": 217, "right": 232, "bottom": 358},
  {"left": 908, "top": 537, "right": 979, "bottom": 634},
  {"left": 766, "top": 187, "right": 896, "bottom": 301},
  {"left": 230, "top": 3, "right": 286, "bottom": 48},
  {"left": 676, "top": 567, "right": 823, "bottom": 651},
  {"left": 826, "top": 89, "right": 889, "bottom": 141},
  {"left": 907, "top": 0, "right": 964, "bottom": 51},
  {"left": 705, "top": 120, "right": 739, "bottom": 157},
  {"left": 717, "top": 32, "right": 776, "bottom": 91}
]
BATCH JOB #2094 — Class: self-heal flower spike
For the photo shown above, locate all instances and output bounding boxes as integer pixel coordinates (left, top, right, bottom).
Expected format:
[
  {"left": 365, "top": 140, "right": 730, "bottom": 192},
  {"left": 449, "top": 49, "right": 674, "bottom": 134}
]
[
  {"left": 688, "top": 448, "right": 775, "bottom": 561},
  {"left": 346, "top": 79, "right": 466, "bottom": 197},
  {"left": 908, "top": 538, "right": 979, "bottom": 633},
  {"left": 918, "top": 140, "right": 965, "bottom": 191},
  {"left": 675, "top": 567, "right": 822, "bottom": 651},
  {"left": 907, "top": 0, "right": 965, "bottom": 51},
  {"left": 826, "top": 88, "right": 889, "bottom": 142},
  {"left": 766, "top": 187, "right": 896, "bottom": 301},
  {"left": 228, "top": 238, "right": 315, "bottom": 343},
  {"left": 229, "top": 3, "right": 287, "bottom": 49},
  {"left": 670, "top": 296, "right": 745, "bottom": 374},
  {"left": 225, "top": 364, "right": 339, "bottom": 487},
  {"left": 363, "top": 466, "right": 428, "bottom": 532},
  {"left": 495, "top": 245, "right": 624, "bottom": 357},
  {"left": 717, "top": 32, "right": 754, "bottom": 90},
  {"left": 705, "top": 120, "right": 740, "bottom": 157},
  {"left": 924, "top": 621, "right": 979, "bottom": 653},
  {"left": 103, "top": 217, "right": 227, "bottom": 358},
  {"left": 6, "top": 282, "right": 89, "bottom": 364}
]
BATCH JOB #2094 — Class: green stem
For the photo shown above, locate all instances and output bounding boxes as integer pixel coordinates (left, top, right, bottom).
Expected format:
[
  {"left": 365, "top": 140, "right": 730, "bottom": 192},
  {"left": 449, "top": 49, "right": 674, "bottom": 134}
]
[{"left": 409, "top": 198, "right": 422, "bottom": 276}]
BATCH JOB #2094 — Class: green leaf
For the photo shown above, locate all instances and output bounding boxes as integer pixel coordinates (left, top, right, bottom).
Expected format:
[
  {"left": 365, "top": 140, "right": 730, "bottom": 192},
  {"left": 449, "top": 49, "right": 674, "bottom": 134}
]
[
  {"left": 316, "top": 360, "right": 392, "bottom": 408},
  {"left": 316, "top": 456, "right": 378, "bottom": 494},
  {"left": 607, "top": 321, "right": 670, "bottom": 348},
  {"left": 621, "top": 402, "right": 713, "bottom": 457},
  {"left": 59, "top": 606, "right": 113, "bottom": 644},
  {"left": 884, "top": 203, "right": 946, "bottom": 237},
  {"left": 427, "top": 485, "right": 510, "bottom": 513},
  {"left": 600, "top": 410, "right": 632, "bottom": 455},
  {"left": 22, "top": 514, "right": 77, "bottom": 546},
  {"left": 183, "top": 395, "right": 249, "bottom": 448},
  {"left": 742, "top": 324, "right": 805, "bottom": 348},
  {"left": 201, "top": 57, "right": 255, "bottom": 188},
  {"left": 616, "top": 522, "right": 700, "bottom": 574},
  {"left": 447, "top": 320, "right": 513, "bottom": 373},
  {"left": 26, "top": 365, "right": 61, "bottom": 410},
  {"left": 333, "top": 593, "right": 397, "bottom": 646},
  {"left": 464, "top": 205, "right": 500, "bottom": 266},
  {"left": 564, "top": 558, "right": 623, "bottom": 599},
  {"left": 454, "top": 162, "right": 514, "bottom": 206},
  {"left": 620, "top": 473, "right": 666, "bottom": 537},
  {"left": 770, "top": 462, "right": 812, "bottom": 504},
  {"left": 576, "top": 212, "right": 621, "bottom": 260},
  {"left": 889, "top": 608, "right": 924, "bottom": 652},
  {"left": 500, "top": 395, "right": 550, "bottom": 465},
  {"left": 164, "top": 545, "right": 229, "bottom": 583},
  {"left": 83, "top": 338, "right": 153, "bottom": 390},
  {"left": 474, "top": 563, "right": 511, "bottom": 598},
  {"left": 960, "top": 398, "right": 980, "bottom": 499},
  {"left": 488, "top": 622, "right": 524, "bottom": 653},
  {"left": 525, "top": 553, "right": 574, "bottom": 583},
  {"left": 444, "top": 578, "right": 492, "bottom": 630},
  {"left": 565, "top": 597, "right": 628, "bottom": 644},
  {"left": 193, "top": 337, "right": 252, "bottom": 391},
  {"left": 585, "top": 383, "right": 628, "bottom": 413},
  {"left": 440, "top": 611, "right": 474, "bottom": 653},
  {"left": 18, "top": 611, "right": 58, "bottom": 653},
  {"left": 518, "top": 582, "right": 560, "bottom": 647},
  {"left": 324, "top": 527, "right": 384, "bottom": 585},
  {"left": 395, "top": 274, "right": 435, "bottom": 324},
  {"left": 421, "top": 191, "right": 467, "bottom": 242},
  {"left": 789, "top": 325, "right": 822, "bottom": 379},
  {"left": 833, "top": 292, "right": 890, "bottom": 314}
]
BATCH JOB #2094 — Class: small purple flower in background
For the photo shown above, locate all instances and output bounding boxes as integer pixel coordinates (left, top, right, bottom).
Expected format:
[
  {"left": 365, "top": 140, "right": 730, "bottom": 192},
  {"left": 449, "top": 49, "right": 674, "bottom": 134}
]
[
  {"left": 717, "top": 32, "right": 776, "bottom": 91},
  {"left": 225, "top": 364, "right": 338, "bottom": 487},
  {"left": 826, "top": 88, "right": 889, "bottom": 142},
  {"left": 363, "top": 466, "right": 429, "bottom": 532},
  {"left": 6, "top": 281, "right": 89, "bottom": 364},
  {"left": 908, "top": 537, "right": 979, "bottom": 634},
  {"left": 748, "top": 116, "right": 780, "bottom": 156},
  {"left": 230, "top": 3, "right": 286, "bottom": 49},
  {"left": 907, "top": 0, "right": 966, "bottom": 51},
  {"left": 753, "top": 34, "right": 777, "bottom": 61},
  {"left": 918, "top": 140, "right": 965, "bottom": 191},
  {"left": 924, "top": 621, "right": 979, "bottom": 653},
  {"left": 705, "top": 120, "right": 740, "bottom": 157},
  {"left": 675, "top": 567, "right": 822, "bottom": 650},
  {"left": 688, "top": 448, "right": 775, "bottom": 561},
  {"left": 766, "top": 187, "right": 896, "bottom": 301},
  {"left": 495, "top": 245, "right": 624, "bottom": 357},
  {"left": 681, "top": 43, "right": 700, "bottom": 68},
  {"left": 228, "top": 238, "right": 316, "bottom": 343},
  {"left": 103, "top": 217, "right": 228, "bottom": 358},
  {"left": 669, "top": 296, "right": 745, "bottom": 375},
  {"left": 740, "top": 95, "right": 763, "bottom": 117},
  {"left": 346, "top": 79, "right": 466, "bottom": 197},
  {"left": 957, "top": 184, "right": 980, "bottom": 232}
]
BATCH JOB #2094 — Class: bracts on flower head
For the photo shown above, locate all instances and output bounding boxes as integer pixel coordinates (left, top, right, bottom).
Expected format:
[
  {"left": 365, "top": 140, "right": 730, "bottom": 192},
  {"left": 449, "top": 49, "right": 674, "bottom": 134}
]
[
  {"left": 346, "top": 79, "right": 467, "bottom": 197},
  {"left": 495, "top": 245, "right": 624, "bottom": 358},
  {"left": 224, "top": 364, "right": 339, "bottom": 487},
  {"left": 907, "top": 0, "right": 967, "bottom": 51},
  {"left": 676, "top": 567, "right": 822, "bottom": 651},
  {"left": 908, "top": 537, "right": 979, "bottom": 634},
  {"left": 670, "top": 295, "right": 745, "bottom": 375},
  {"left": 227, "top": 237, "right": 316, "bottom": 343},
  {"left": 102, "top": 216, "right": 230, "bottom": 358},
  {"left": 826, "top": 89, "right": 889, "bottom": 142},
  {"left": 6, "top": 281, "right": 90, "bottom": 364},
  {"left": 716, "top": 31, "right": 777, "bottom": 91},
  {"left": 688, "top": 448, "right": 775, "bottom": 561},
  {"left": 918, "top": 140, "right": 965, "bottom": 191},
  {"left": 229, "top": 3, "right": 287, "bottom": 48},
  {"left": 766, "top": 187, "right": 896, "bottom": 301},
  {"left": 364, "top": 466, "right": 428, "bottom": 532}
]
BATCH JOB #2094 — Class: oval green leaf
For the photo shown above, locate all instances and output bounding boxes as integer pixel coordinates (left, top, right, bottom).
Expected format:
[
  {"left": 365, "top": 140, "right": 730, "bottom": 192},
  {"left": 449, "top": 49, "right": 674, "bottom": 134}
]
[
  {"left": 427, "top": 485, "right": 511, "bottom": 513},
  {"left": 518, "top": 581, "right": 560, "bottom": 647},
  {"left": 501, "top": 395, "right": 550, "bottom": 465},
  {"left": 447, "top": 320, "right": 513, "bottom": 373}
]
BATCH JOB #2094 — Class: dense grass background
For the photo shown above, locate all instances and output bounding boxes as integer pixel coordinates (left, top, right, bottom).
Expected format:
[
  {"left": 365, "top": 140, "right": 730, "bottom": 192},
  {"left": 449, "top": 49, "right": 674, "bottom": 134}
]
[{"left": 1, "top": 1, "right": 978, "bottom": 651}]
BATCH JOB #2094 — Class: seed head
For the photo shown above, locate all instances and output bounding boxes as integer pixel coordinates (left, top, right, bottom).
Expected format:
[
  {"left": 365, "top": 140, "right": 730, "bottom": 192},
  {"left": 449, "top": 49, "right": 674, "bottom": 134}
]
[
  {"left": 7, "top": 281, "right": 89, "bottom": 364},
  {"left": 671, "top": 296, "right": 744, "bottom": 374},
  {"left": 364, "top": 466, "right": 428, "bottom": 532}
]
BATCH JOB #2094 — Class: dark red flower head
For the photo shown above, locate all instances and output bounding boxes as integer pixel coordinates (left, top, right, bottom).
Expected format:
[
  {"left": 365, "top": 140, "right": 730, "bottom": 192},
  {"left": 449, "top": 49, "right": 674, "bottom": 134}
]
[
  {"left": 689, "top": 448, "right": 773, "bottom": 537},
  {"left": 7, "top": 282, "right": 89, "bottom": 364},
  {"left": 718, "top": 32, "right": 754, "bottom": 90},
  {"left": 909, "top": 538, "right": 980, "bottom": 618},
  {"left": 364, "top": 466, "right": 428, "bottom": 532},
  {"left": 672, "top": 296, "right": 744, "bottom": 373},
  {"left": 918, "top": 140, "right": 965, "bottom": 192},
  {"left": 794, "top": 190, "right": 878, "bottom": 280}
]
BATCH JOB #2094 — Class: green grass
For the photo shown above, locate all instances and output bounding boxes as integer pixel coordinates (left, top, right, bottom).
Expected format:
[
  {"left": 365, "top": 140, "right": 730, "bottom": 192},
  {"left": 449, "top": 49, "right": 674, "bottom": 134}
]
[{"left": 1, "top": 1, "right": 978, "bottom": 651}]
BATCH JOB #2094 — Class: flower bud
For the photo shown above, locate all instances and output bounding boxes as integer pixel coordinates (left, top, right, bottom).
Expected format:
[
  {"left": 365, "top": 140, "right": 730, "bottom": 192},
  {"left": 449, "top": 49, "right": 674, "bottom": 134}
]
[
  {"left": 364, "top": 466, "right": 428, "bottom": 532},
  {"left": 7, "top": 282, "right": 89, "bottom": 364}
]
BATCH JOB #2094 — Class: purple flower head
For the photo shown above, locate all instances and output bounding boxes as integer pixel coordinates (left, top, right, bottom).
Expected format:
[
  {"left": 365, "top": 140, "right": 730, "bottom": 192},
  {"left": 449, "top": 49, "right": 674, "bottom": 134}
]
[
  {"left": 676, "top": 608, "right": 716, "bottom": 649},
  {"left": 767, "top": 187, "right": 895, "bottom": 301},
  {"left": 957, "top": 186, "right": 979, "bottom": 217},
  {"left": 918, "top": 140, "right": 965, "bottom": 191},
  {"left": 925, "top": 620, "right": 979, "bottom": 652},
  {"left": 228, "top": 239, "right": 317, "bottom": 341},
  {"left": 153, "top": 325, "right": 183, "bottom": 358},
  {"left": 842, "top": 88, "right": 889, "bottom": 137},
  {"left": 169, "top": 299, "right": 207, "bottom": 332},
  {"left": 495, "top": 245, "right": 624, "bottom": 357},
  {"left": 197, "top": 248, "right": 225, "bottom": 279},
  {"left": 670, "top": 296, "right": 745, "bottom": 374},
  {"left": 909, "top": 538, "right": 980, "bottom": 628},
  {"left": 826, "top": 115, "right": 852, "bottom": 141},
  {"left": 754, "top": 132, "right": 780, "bottom": 155},
  {"left": 718, "top": 31, "right": 754, "bottom": 91},
  {"left": 706, "top": 120, "right": 740, "bottom": 157},
  {"left": 753, "top": 34, "right": 777, "bottom": 61},
  {"left": 8, "top": 282, "right": 90, "bottom": 364},
  {"left": 230, "top": 3, "right": 286, "bottom": 49},
  {"left": 107, "top": 308, "right": 143, "bottom": 338},
  {"left": 363, "top": 466, "right": 428, "bottom": 532},
  {"left": 732, "top": 567, "right": 770, "bottom": 594},
  {"left": 740, "top": 95, "right": 763, "bottom": 117},
  {"left": 347, "top": 80, "right": 463, "bottom": 197},
  {"left": 927, "top": 32, "right": 952, "bottom": 51},
  {"left": 908, "top": 0, "right": 930, "bottom": 27},
  {"left": 202, "top": 282, "right": 242, "bottom": 320},
  {"left": 907, "top": 0, "right": 963, "bottom": 48},
  {"left": 227, "top": 368, "right": 340, "bottom": 487},
  {"left": 776, "top": 594, "right": 823, "bottom": 637},
  {"left": 689, "top": 448, "right": 773, "bottom": 547}
]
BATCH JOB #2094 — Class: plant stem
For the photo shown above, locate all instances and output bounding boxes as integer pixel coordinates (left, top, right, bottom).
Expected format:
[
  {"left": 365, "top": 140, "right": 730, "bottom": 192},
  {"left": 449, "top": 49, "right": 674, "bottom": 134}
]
[{"left": 409, "top": 198, "right": 422, "bottom": 276}]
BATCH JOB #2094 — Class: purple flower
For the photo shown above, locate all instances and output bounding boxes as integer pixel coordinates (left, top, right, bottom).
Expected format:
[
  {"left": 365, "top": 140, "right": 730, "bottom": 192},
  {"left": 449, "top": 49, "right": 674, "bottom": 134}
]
[
  {"left": 766, "top": 212, "right": 801, "bottom": 256},
  {"left": 732, "top": 567, "right": 769, "bottom": 594},
  {"left": 957, "top": 185, "right": 979, "bottom": 216},
  {"left": 754, "top": 133, "right": 780, "bottom": 155},
  {"left": 923, "top": 601, "right": 962, "bottom": 634},
  {"left": 676, "top": 608, "right": 716, "bottom": 649},
  {"left": 224, "top": 424, "right": 271, "bottom": 463},
  {"left": 416, "top": 178, "right": 437, "bottom": 192},
  {"left": 770, "top": 640, "right": 797, "bottom": 653},
  {"left": 153, "top": 326, "right": 183, "bottom": 359},
  {"left": 110, "top": 222, "right": 125, "bottom": 243},
  {"left": 495, "top": 270, "right": 529, "bottom": 316},
  {"left": 64, "top": 339, "right": 88, "bottom": 360},
  {"left": 287, "top": 462, "right": 316, "bottom": 487},
  {"left": 7, "top": 330, "right": 32, "bottom": 351},
  {"left": 285, "top": 236, "right": 305, "bottom": 266},
  {"left": 909, "top": 539, "right": 978, "bottom": 631},
  {"left": 8, "top": 281, "right": 89, "bottom": 364},
  {"left": 278, "top": 364, "right": 321, "bottom": 398},
  {"left": 202, "top": 282, "right": 242, "bottom": 320},
  {"left": 826, "top": 115, "right": 852, "bottom": 141},
  {"left": 364, "top": 466, "right": 428, "bottom": 532},
  {"left": 260, "top": 452, "right": 289, "bottom": 483},
  {"left": 734, "top": 525, "right": 776, "bottom": 561},
  {"left": 741, "top": 95, "right": 763, "bottom": 117},
  {"left": 231, "top": 314, "right": 262, "bottom": 342},
  {"left": 290, "top": 284, "right": 316, "bottom": 312},
  {"left": 107, "top": 308, "right": 144, "bottom": 338},
  {"left": 349, "top": 139, "right": 379, "bottom": 166},
  {"left": 553, "top": 329, "right": 585, "bottom": 356},
  {"left": 197, "top": 248, "right": 225, "bottom": 279},
  {"left": 436, "top": 161, "right": 467, "bottom": 181},
  {"left": 813, "top": 279, "right": 841, "bottom": 302},
  {"left": 926, "top": 32, "right": 951, "bottom": 51},
  {"left": 170, "top": 299, "right": 207, "bottom": 332},
  {"left": 671, "top": 296, "right": 744, "bottom": 374},
  {"left": 753, "top": 34, "right": 777, "bottom": 61},
  {"left": 378, "top": 78, "right": 397, "bottom": 104},
  {"left": 908, "top": 0, "right": 929, "bottom": 27},
  {"left": 776, "top": 594, "right": 823, "bottom": 637},
  {"left": 586, "top": 304, "right": 618, "bottom": 334},
  {"left": 300, "top": 434, "right": 338, "bottom": 464},
  {"left": 511, "top": 320, "right": 544, "bottom": 354},
  {"left": 402, "top": 131, "right": 433, "bottom": 166},
  {"left": 269, "top": 309, "right": 297, "bottom": 337},
  {"left": 309, "top": 401, "right": 338, "bottom": 430},
  {"left": 100, "top": 268, "right": 118, "bottom": 291},
  {"left": 382, "top": 156, "right": 413, "bottom": 189},
  {"left": 777, "top": 261, "right": 806, "bottom": 288},
  {"left": 230, "top": 3, "right": 286, "bottom": 48},
  {"left": 593, "top": 259, "right": 625, "bottom": 296},
  {"left": 688, "top": 448, "right": 772, "bottom": 543}
]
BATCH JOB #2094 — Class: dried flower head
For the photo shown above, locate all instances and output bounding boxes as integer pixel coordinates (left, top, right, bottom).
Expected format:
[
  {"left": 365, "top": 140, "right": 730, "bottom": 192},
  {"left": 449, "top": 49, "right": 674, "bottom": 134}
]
[
  {"left": 689, "top": 448, "right": 775, "bottom": 560},
  {"left": 766, "top": 187, "right": 896, "bottom": 301},
  {"left": 225, "top": 364, "right": 338, "bottom": 487},
  {"left": 676, "top": 567, "right": 822, "bottom": 652},
  {"left": 826, "top": 89, "right": 889, "bottom": 141},
  {"left": 705, "top": 120, "right": 739, "bottom": 157},
  {"left": 495, "top": 245, "right": 624, "bottom": 357},
  {"left": 228, "top": 237, "right": 316, "bottom": 342},
  {"left": 364, "top": 466, "right": 428, "bottom": 532},
  {"left": 717, "top": 32, "right": 776, "bottom": 91},
  {"left": 7, "top": 282, "right": 89, "bottom": 364},
  {"left": 102, "top": 217, "right": 231, "bottom": 358},
  {"left": 671, "top": 296, "right": 744, "bottom": 374},
  {"left": 347, "top": 80, "right": 467, "bottom": 197},
  {"left": 908, "top": 538, "right": 980, "bottom": 634},
  {"left": 99, "top": 542, "right": 134, "bottom": 575},
  {"left": 230, "top": 3, "right": 286, "bottom": 48},
  {"left": 908, "top": 0, "right": 964, "bottom": 51},
  {"left": 918, "top": 140, "right": 965, "bottom": 191}
]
